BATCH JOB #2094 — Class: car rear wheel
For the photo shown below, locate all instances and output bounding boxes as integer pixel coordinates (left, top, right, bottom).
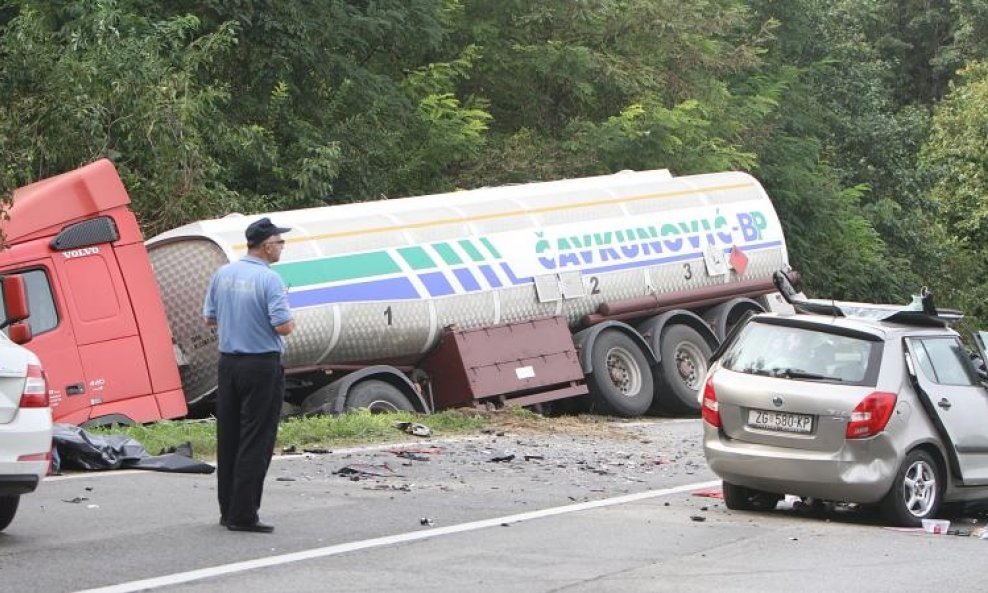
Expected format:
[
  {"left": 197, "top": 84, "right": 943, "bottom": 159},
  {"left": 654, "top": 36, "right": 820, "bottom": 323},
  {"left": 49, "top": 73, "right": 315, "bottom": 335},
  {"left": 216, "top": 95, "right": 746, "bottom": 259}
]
[
  {"left": 0, "top": 495, "right": 20, "bottom": 531},
  {"left": 880, "top": 449, "right": 941, "bottom": 526},
  {"left": 722, "top": 481, "right": 782, "bottom": 512}
]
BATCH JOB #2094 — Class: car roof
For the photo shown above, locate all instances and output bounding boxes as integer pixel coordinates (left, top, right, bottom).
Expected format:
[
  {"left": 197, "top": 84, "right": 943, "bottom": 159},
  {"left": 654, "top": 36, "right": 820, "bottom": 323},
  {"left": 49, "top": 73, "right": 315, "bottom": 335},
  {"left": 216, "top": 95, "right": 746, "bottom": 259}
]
[{"left": 751, "top": 312, "right": 957, "bottom": 341}]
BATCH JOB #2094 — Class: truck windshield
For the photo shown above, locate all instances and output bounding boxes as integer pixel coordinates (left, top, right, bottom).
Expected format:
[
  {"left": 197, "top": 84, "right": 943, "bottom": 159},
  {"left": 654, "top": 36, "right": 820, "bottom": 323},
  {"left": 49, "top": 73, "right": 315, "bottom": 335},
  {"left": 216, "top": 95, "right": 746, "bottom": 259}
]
[{"left": 720, "top": 321, "right": 879, "bottom": 385}]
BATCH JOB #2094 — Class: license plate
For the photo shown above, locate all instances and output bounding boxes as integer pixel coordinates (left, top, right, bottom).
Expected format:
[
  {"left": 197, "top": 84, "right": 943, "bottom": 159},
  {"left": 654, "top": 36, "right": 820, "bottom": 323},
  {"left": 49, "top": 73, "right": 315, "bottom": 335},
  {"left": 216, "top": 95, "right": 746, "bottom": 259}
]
[{"left": 747, "top": 409, "right": 814, "bottom": 434}]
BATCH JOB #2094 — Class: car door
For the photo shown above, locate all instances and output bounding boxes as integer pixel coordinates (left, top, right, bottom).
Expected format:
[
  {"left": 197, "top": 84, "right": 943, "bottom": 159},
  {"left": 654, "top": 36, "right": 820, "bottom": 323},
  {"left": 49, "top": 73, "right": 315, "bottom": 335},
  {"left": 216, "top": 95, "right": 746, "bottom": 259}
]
[{"left": 906, "top": 336, "right": 988, "bottom": 484}]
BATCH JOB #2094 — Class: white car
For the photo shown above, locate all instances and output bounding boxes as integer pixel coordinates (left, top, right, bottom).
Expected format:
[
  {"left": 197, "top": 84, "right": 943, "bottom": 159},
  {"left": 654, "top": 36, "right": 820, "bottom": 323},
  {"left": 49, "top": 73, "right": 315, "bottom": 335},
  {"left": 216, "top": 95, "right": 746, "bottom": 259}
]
[{"left": 0, "top": 276, "right": 52, "bottom": 532}]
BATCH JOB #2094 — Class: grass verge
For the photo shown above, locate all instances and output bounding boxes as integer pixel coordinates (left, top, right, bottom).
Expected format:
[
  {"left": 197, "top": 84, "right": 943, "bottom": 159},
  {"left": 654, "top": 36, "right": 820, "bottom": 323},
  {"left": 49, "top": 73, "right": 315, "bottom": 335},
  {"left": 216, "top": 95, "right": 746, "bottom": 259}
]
[{"left": 89, "top": 407, "right": 538, "bottom": 461}]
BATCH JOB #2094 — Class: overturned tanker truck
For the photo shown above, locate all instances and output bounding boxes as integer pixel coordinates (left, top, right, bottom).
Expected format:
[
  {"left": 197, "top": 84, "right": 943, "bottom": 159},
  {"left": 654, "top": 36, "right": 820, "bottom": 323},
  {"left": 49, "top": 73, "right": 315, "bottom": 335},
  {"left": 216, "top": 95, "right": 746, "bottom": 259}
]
[{"left": 1, "top": 161, "right": 789, "bottom": 426}]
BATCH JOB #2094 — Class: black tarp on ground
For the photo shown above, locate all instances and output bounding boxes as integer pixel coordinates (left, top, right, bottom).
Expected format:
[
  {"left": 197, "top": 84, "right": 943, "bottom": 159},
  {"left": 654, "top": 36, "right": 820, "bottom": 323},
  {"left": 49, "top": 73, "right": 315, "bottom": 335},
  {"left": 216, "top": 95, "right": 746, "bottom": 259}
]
[{"left": 52, "top": 424, "right": 214, "bottom": 474}]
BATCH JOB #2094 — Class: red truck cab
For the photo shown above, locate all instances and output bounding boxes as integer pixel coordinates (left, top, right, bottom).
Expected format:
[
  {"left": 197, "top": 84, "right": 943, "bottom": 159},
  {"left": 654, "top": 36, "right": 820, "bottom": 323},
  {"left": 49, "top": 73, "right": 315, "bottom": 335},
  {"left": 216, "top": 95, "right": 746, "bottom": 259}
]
[{"left": 0, "top": 160, "right": 187, "bottom": 425}]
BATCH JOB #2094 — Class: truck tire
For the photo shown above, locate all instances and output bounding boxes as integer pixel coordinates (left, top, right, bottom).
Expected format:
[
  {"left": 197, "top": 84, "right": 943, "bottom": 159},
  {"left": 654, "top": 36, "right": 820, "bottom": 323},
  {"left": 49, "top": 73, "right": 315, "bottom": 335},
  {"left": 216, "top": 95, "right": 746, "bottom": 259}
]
[
  {"left": 880, "top": 449, "right": 941, "bottom": 527},
  {"left": 301, "top": 384, "right": 342, "bottom": 416},
  {"left": 722, "top": 482, "right": 781, "bottom": 512},
  {"left": 652, "top": 324, "right": 711, "bottom": 415},
  {"left": 0, "top": 495, "right": 19, "bottom": 531},
  {"left": 586, "top": 330, "right": 653, "bottom": 417},
  {"left": 347, "top": 380, "right": 415, "bottom": 413}
]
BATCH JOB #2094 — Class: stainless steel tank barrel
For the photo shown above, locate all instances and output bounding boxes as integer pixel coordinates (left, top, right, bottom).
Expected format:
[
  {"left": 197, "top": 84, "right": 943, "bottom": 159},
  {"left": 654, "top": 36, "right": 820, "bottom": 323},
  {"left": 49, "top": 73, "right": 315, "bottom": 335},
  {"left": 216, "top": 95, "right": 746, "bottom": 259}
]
[{"left": 146, "top": 169, "right": 787, "bottom": 404}]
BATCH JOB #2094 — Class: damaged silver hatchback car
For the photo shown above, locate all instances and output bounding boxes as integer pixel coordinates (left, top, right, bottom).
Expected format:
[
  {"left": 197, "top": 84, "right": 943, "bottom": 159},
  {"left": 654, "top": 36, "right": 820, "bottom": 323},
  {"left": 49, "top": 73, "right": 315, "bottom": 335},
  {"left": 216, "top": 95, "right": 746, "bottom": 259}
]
[{"left": 702, "top": 276, "right": 988, "bottom": 526}]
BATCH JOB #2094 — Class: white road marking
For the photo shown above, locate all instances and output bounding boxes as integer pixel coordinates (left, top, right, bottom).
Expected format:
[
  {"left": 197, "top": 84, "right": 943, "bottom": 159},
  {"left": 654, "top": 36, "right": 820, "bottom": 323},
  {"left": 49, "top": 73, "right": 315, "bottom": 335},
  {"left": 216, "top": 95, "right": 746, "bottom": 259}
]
[{"left": 73, "top": 478, "right": 720, "bottom": 593}]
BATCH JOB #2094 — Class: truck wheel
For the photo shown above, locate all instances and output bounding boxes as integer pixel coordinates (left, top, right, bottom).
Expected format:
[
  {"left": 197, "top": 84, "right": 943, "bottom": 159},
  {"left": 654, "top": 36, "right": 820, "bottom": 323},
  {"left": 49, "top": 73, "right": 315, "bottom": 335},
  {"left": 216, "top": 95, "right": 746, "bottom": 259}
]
[
  {"left": 880, "top": 449, "right": 941, "bottom": 527},
  {"left": 80, "top": 414, "right": 135, "bottom": 429},
  {"left": 280, "top": 401, "right": 303, "bottom": 419},
  {"left": 722, "top": 482, "right": 781, "bottom": 512},
  {"left": 347, "top": 380, "right": 415, "bottom": 413},
  {"left": 301, "top": 384, "right": 342, "bottom": 416},
  {"left": 652, "top": 324, "right": 711, "bottom": 415},
  {"left": 587, "top": 330, "right": 653, "bottom": 417},
  {"left": 0, "top": 496, "right": 19, "bottom": 531}
]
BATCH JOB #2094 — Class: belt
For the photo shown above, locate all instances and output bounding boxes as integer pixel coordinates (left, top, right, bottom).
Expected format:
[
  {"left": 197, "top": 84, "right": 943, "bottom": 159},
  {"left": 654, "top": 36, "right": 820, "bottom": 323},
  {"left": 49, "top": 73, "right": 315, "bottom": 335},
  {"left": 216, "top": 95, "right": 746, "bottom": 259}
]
[{"left": 220, "top": 352, "right": 281, "bottom": 359}]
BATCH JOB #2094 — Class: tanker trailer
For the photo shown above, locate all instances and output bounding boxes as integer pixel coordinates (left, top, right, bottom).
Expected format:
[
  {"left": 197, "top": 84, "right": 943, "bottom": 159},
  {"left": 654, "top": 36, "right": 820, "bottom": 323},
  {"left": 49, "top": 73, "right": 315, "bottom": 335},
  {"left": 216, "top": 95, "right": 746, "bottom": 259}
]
[{"left": 146, "top": 168, "right": 788, "bottom": 417}]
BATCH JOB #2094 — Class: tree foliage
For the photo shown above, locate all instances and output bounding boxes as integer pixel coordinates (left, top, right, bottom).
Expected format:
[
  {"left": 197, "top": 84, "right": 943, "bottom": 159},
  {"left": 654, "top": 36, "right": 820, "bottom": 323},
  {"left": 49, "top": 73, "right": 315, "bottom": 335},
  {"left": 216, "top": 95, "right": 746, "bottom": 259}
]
[
  {"left": 0, "top": 1, "right": 243, "bottom": 234},
  {"left": 2, "top": 0, "right": 987, "bottom": 321},
  {"left": 919, "top": 60, "right": 988, "bottom": 322}
]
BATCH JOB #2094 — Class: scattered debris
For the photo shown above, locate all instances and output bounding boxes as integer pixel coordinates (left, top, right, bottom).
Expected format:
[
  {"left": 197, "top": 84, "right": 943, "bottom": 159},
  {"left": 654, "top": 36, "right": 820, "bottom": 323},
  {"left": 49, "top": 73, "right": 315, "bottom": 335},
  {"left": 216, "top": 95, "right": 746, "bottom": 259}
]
[
  {"left": 393, "top": 451, "right": 431, "bottom": 462},
  {"left": 489, "top": 453, "right": 516, "bottom": 463},
  {"left": 524, "top": 455, "right": 545, "bottom": 461},
  {"left": 690, "top": 515, "right": 706, "bottom": 522},
  {"left": 393, "top": 421, "right": 432, "bottom": 437},
  {"left": 62, "top": 497, "right": 88, "bottom": 504},
  {"left": 281, "top": 445, "right": 298, "bottom": 454},
  {"left": 275, "top": 477, "right": 296, "bottom": 482},
  {"left": 303, "top": 447, "right": 331, "bottom": 455},
  {"left": 420, "top": 517, "right": 434, "bottom": 526},
  {"left": 692, "top": 488, "right": 724, "bottom": 499},
  {"left": 888, "top": 521, "right": 988, "bottom": 539},
  {"left": 335, "top": 463, "right": 400, "bottom": 479},
  {"left": 365, "top": 484, "right": 413, "bottom": 492},
  {"left": 388, "top": 447, "right": 444, "bottom": 455}
]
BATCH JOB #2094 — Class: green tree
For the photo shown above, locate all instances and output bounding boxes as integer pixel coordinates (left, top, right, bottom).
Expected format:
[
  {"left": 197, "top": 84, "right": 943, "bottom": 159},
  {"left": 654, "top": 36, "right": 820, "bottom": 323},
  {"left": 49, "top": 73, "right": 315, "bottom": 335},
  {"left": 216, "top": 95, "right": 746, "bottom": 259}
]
[
  {"left": 447, "top": 0, "right": 778, "bottom": 185},
  {"left": 0, "top": 0, "right": 240, "bottom": 235},
  {"left": 919, "top": 60, "right": 988, "bottom": 323},
  {"left": 149, "top": 0, "right": 489, "bottom": 206},
  {"left": 746, "top": 0, "right": 941, "bottom": 301}
]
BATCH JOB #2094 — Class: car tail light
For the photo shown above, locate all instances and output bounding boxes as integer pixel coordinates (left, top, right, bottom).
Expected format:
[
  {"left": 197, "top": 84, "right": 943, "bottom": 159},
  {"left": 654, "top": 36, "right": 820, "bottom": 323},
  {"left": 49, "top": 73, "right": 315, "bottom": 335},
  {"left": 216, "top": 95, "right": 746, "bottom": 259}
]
[
  {"left": 845, "top": 391, "right": 897, "bottom": 438},
  {"left": 701, "top": 375, "right": 721, "bottom": 428},
  {"left": 20, "top": 364, "right": 49, "bottom": 408}
]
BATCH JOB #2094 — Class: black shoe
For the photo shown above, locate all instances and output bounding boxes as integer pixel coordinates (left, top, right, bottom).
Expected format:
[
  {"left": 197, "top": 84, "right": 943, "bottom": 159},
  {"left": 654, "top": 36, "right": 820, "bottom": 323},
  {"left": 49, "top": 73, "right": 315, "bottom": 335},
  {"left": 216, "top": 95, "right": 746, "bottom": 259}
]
[
  {"left": 219, "top": 517, "right": 228, "bottom": 527},
  {"left": 226, "top": 521, "right": 274, "bottom": 533}
]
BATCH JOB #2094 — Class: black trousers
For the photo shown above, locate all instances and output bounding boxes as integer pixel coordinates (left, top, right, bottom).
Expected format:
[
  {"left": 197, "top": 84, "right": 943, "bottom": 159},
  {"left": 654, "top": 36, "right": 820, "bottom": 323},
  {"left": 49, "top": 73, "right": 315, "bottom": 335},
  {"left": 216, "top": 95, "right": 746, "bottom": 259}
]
[{"left": 216, "top": 353, "right": 283, "bottom": 525}]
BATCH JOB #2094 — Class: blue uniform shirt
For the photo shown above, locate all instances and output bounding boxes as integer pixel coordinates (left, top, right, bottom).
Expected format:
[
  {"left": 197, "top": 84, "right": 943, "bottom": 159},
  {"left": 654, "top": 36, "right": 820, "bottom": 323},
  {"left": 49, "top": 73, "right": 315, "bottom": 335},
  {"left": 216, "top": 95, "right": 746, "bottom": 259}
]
[{"left": 203, "top": 256, "right": 292, "bottom": 354}]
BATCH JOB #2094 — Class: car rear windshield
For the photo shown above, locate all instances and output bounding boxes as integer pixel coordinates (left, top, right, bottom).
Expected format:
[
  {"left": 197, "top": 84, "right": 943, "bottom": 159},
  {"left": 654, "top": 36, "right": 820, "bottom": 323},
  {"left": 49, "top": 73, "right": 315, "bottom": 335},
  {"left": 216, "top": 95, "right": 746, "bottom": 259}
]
[{"left": 720, "top": 320, "right": 881, "bottom": 385}]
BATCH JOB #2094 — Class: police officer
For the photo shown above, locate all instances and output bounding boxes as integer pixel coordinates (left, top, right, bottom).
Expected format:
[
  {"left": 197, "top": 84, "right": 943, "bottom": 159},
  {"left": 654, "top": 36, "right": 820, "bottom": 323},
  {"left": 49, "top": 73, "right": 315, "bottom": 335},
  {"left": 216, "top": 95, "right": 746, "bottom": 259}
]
[{"left": 203, "top": 217, "right": 295, "bottom": 533}]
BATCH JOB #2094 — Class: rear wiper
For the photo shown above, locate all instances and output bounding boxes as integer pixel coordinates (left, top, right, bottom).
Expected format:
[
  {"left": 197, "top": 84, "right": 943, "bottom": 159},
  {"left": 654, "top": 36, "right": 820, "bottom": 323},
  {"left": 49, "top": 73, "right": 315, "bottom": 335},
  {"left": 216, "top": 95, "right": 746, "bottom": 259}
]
[{"left": 772, "top": 368, "right": 843, "bottom": 381}]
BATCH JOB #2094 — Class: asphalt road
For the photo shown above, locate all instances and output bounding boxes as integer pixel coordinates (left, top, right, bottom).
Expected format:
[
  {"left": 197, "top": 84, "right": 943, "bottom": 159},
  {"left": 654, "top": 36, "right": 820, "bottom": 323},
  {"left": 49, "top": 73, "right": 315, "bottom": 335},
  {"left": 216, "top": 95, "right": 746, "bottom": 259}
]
[{"left": 1, "top": 418, "right": 986, "bottom": 593}]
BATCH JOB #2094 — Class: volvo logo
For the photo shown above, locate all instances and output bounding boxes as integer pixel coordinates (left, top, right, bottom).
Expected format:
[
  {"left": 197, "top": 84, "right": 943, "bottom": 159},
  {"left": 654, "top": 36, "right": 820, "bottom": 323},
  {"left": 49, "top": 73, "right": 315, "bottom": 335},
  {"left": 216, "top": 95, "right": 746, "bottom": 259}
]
[{"left": 772, "top": 396, "right": 784, "bottom": 408}]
